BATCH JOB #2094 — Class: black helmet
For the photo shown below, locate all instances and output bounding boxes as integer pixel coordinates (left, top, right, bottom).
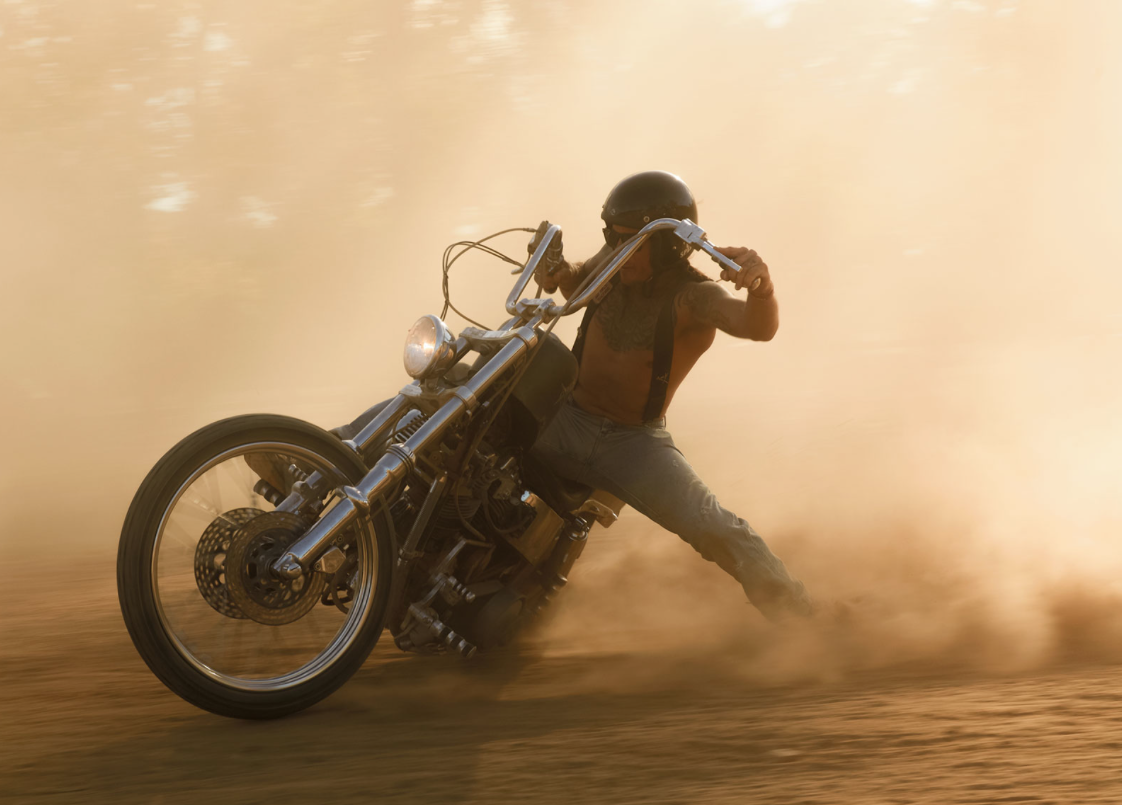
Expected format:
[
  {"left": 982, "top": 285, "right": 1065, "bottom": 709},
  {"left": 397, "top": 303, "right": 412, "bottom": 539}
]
[{"left": 601, "top": 170, "right": 698, "bottom": 262}]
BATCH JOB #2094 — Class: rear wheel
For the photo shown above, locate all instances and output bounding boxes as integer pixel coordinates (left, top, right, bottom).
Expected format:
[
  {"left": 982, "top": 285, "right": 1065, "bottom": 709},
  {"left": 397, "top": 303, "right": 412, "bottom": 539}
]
[{"left": 117, "top": 414, "right": 393, "bottom": 719}]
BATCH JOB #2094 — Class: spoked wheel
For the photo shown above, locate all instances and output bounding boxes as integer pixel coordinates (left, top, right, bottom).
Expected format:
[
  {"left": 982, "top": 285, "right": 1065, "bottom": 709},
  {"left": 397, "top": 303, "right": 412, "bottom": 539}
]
[{"left": 117, "top": 414, "right": 393, "bottom": 719}]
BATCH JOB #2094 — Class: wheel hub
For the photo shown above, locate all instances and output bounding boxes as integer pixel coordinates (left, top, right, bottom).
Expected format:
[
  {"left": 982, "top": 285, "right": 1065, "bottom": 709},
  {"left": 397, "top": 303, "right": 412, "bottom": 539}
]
[
  {"left": 193, "top": 508, "right": 264, "bottom": 620},
  {"left": 226, "top": 511, "right": 328, "bottom": 626}
]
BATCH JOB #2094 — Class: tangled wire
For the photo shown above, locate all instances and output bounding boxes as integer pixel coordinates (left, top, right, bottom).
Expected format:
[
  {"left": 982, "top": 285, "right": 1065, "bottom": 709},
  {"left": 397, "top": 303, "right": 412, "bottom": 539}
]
[{"left": 440, "top": 227, "right": 537, "bottom": 329}]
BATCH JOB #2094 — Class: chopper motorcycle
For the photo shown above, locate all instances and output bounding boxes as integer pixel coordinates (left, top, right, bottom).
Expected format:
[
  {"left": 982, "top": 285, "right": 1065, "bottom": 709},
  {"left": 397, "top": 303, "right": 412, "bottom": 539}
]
[{"left": 117, "top": 216, "right": 751, "bottom": 719}]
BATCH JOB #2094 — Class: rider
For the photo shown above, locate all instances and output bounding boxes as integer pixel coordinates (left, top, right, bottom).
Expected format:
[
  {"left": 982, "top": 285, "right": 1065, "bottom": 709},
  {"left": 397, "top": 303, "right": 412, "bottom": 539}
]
[{"left": 530, "top": 170, "right": 814, "bottom": 621}]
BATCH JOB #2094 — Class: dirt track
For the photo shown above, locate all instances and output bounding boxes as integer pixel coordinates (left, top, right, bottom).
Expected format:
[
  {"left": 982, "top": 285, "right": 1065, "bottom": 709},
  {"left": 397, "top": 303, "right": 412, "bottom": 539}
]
[{"left": 2, "top": 552, "right": 1121, "bottom": 805}]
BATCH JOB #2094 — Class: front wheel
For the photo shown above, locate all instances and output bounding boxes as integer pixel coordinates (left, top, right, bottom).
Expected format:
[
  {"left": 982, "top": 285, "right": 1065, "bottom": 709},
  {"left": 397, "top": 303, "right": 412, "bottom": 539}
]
[{"left": 117, "top": 414, "right": 393, "bottom": 719}]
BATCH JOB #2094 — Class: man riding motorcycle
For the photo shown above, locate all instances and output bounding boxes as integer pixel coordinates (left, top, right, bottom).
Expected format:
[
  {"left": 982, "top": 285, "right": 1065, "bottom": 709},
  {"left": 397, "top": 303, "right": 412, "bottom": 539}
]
[
  {"left": 251, "top": 170, "right": 814, "bottom": 621},
  {"left": 121, "top": 169, "right": 826, "bottom": 720},
  {"left": 529, "top": 170, "right": 814, "bottom": 620}
]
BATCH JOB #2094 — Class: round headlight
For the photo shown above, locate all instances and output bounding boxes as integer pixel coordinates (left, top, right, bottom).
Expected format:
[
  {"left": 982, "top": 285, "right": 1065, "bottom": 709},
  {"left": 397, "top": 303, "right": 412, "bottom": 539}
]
[{"left": 403, "top": 315, "right": 454, "bottom": 379}]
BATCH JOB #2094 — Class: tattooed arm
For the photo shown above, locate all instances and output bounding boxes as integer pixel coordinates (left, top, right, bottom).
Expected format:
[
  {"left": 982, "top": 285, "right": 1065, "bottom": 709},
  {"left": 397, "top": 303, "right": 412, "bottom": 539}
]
[{"left": 677, "top": 280, "right": 780, "bottom": 341}]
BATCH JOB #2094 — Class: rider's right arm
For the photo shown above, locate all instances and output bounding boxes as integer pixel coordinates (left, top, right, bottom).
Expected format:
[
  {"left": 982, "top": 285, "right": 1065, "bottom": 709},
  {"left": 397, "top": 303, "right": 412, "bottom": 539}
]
[{"left": 677, "top": 279, "right": 780, "bottom": 341}]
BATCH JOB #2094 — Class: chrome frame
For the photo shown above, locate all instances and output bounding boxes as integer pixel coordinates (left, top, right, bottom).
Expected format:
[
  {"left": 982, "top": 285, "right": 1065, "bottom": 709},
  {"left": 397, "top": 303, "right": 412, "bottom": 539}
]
[{"left": 271, "top": 216, "right": 736, "bottom": 579}]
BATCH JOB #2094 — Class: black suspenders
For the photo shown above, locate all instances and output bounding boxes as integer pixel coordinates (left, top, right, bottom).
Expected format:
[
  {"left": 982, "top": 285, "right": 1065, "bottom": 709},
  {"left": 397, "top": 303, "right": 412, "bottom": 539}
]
[
  {"left": 572, "top": 273, "right": 699, "bottom": 424},
  {"left": 570, "top": 302, "right": 597, "bottom": 364},
  {"left": 642, "top": 291, "right": 680, "bottom": 423}
]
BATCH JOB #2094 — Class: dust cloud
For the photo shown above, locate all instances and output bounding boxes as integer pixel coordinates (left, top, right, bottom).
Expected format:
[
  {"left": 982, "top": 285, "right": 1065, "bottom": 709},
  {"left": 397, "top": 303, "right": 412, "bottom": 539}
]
[{"left": 2, "top": 0, "right": 1121, "bottom": 683}]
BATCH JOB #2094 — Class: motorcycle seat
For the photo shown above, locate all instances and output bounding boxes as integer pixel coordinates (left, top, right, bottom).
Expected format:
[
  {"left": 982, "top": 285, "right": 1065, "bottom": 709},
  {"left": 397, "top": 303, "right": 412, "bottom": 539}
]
[{"left": 521, "top": 453, "right": 593, "bottom": 515}]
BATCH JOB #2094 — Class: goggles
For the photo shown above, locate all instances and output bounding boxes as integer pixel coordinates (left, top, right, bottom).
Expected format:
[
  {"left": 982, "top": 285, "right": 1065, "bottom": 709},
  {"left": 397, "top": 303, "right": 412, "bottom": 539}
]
[{"left": 602, "top": 225, "right": 640, "bottom": 248}]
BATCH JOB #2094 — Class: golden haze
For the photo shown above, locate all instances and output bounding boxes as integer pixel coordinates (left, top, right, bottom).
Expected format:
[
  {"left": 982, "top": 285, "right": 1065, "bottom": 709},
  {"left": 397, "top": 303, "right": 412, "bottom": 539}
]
[{"left": 2, "top": 0, "right": 1121, "bottom": 676}]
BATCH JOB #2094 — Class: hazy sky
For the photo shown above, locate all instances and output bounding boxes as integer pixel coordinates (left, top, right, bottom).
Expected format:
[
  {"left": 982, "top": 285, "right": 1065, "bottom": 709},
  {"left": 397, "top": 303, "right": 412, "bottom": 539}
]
[{"left": 2, "top": 0, "right": 1120, "bottom": 650}]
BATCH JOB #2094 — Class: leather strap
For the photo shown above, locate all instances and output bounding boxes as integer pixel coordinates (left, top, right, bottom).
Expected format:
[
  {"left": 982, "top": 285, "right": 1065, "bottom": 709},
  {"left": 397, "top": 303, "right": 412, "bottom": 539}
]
[
  {"left": 641, "top": 291, "right": 680, "bottom": 423},
  {"left": 571, "top": 302, "right": 597, "bottom": 364},
  {"left": 571, "top": 270, "right": 702, "bottom": 424}
]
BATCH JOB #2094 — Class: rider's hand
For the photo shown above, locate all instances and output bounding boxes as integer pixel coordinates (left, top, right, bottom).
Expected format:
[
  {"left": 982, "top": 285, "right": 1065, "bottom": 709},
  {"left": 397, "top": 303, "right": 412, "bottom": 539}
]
[
  {"left": 715, "top": 246, "right": 774, "bottom": 298},
  {"left": 528, "top": 220, "right": 563, "bottom": 258},
  {"left": 534, "top": 258, "right": 571, "bottom": 293},
  {"left": 527, "top": 220, "right": 551, "bottom": 255},
  {"left": 528, "top": 220, "right": 567, "bottom": 293}
]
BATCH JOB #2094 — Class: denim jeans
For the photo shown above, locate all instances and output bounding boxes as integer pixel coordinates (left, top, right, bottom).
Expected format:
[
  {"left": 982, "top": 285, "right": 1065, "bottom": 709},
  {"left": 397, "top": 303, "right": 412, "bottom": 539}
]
[{"left": 532, "top": 398, "right": 813, "bottom": 620}]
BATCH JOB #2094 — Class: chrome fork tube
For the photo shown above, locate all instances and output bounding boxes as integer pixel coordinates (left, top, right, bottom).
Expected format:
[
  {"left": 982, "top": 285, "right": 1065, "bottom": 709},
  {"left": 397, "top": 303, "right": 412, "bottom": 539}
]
[
  {"left": 344, "top": 394, "right": 408, "bottom": 458},
  {"left": 271, "top": 326, "right": 540, "bottom": 579}
]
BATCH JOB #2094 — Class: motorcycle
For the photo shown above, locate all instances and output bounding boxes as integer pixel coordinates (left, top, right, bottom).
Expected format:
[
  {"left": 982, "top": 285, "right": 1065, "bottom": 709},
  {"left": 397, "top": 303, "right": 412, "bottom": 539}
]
[{"left": 117, "top": 216, "right": 748, "bottom": 718}]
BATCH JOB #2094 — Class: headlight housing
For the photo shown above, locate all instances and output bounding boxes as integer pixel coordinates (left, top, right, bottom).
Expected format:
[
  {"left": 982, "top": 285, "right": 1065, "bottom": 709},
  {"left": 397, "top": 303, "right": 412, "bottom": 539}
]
[{"left": 403, "top": 315, "right": 455, "bottom": 379}]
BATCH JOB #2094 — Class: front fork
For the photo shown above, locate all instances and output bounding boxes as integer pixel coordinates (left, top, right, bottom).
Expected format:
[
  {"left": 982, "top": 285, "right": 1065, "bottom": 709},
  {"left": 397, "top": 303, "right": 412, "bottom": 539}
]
[{"left": 270, "top": 326, "right": 539, "bottom": 580}]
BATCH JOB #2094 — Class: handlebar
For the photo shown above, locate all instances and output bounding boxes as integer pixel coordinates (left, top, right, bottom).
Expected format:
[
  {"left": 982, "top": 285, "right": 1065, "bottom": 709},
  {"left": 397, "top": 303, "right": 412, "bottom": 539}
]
[
  {"left": 506, "top": 222, "right": 564, "bottom": 316},
  {"left": 510, "top": 218, "right": 755, "bottom": 322}
]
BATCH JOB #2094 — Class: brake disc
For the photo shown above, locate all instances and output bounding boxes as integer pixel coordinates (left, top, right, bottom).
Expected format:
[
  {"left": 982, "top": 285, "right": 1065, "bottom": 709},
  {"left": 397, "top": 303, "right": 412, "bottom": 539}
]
[
  {"left": 193, "top": 507, "right": 264, "bottom": 620},
  {"left": 225, "top": 511, "right": 328, "bottom": 626}
]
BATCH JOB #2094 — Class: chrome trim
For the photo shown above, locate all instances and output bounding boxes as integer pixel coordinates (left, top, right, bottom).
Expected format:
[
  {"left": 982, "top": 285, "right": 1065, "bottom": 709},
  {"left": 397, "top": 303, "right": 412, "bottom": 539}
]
[
  {"left": 461, "top": 326, "right": 518, "bottom": 344},
  {"left": 509, "top": 325, "right": 537, "bottom": 346},
  {"left": 506, "top": 222, "right": 562, "bottom": 315},
  {"left": 351, "top": 394, "right": 408, "bottom": 455},
  {"left": 342, "top": 485, "right": 370, "bottom": 513},
  {"left": 384, "top": 443, "right": 415, "bottom": 476},
  {"left": 277, "top": 470, "right": 325, "bottom": 514},
  {"left": 272, "top": 328, "right": 541, "bottom": 575},
  {"left": 453, "top": 386, "right": 478, "bottom": 411}
]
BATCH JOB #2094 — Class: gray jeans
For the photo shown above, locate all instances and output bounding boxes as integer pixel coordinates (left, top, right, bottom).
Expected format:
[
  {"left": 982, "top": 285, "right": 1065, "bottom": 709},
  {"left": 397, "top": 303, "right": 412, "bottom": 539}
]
[{"left": 532, "top": 398, "right": 813, "bottom": 620}]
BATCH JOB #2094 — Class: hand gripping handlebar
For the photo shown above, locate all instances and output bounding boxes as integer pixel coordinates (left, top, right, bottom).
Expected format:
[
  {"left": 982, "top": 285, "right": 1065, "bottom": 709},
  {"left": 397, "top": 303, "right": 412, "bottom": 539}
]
[{"left": 516, "top": 218, "right": 758, "bottom": 322}]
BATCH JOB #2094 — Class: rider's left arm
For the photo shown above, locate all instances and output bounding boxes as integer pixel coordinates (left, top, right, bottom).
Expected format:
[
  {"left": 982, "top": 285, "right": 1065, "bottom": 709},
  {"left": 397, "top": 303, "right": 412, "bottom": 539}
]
[{"left": 677, "top": 247, "right": 779, "bottom": 341}]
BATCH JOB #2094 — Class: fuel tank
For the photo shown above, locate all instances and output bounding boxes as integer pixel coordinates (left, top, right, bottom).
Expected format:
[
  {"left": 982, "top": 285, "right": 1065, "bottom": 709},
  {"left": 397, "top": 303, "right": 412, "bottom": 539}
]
[{"left": 509, "top": 332, "right": 578, "bottom": 446}]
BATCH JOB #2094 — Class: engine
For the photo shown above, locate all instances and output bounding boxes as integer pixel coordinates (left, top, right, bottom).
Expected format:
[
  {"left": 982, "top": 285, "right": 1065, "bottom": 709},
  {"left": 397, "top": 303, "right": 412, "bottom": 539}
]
[{"left": 386, "top": 411, "right": 562, "bottom": 656}]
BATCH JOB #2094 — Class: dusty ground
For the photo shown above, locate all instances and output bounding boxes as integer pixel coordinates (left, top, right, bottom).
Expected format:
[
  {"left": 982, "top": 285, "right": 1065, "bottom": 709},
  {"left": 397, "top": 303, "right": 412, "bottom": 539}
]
[{"left": 3, "top": 551, "right": 1122, "bottom": 805}]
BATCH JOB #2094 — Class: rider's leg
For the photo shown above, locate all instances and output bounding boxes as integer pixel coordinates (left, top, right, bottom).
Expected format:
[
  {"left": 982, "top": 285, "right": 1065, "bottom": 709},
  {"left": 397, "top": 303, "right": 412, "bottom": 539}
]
[{"left": 534, "top": 402, "right": 812, "bottom": 620}]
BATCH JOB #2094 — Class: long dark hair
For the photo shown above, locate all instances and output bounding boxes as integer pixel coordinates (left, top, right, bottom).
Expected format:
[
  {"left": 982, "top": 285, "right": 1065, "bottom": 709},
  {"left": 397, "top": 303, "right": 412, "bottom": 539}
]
[{"left": 644, "top": 247, "right": 710, "bottom": 297}]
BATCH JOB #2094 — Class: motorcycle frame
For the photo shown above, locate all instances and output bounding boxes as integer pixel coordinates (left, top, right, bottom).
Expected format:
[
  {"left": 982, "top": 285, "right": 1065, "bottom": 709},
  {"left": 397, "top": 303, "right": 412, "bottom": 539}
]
[{"left": 270, "top": 217, "right": 739, "bottom": 581}]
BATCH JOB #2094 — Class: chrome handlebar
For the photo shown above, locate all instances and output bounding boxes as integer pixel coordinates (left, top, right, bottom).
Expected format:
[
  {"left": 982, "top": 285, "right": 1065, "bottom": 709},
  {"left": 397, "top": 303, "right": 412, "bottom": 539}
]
[
  {"left": 506, "top": 222, "right": 564, "bottom": 316},
  {"left": 510, "top": 218, "right": 749, "bottom": 323}
]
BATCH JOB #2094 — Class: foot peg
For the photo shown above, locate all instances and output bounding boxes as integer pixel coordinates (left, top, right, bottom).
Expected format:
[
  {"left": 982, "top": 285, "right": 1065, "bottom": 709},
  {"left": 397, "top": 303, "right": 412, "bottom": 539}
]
[{"left": 398, "top": 603, "right": 477, "bottom": 658}]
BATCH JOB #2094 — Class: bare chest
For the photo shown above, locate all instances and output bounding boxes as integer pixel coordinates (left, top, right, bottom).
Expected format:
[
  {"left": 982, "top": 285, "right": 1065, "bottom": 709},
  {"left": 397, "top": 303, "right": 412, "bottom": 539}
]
[{"left": 591, "top": 287, "right": 669, "bottom": 353}]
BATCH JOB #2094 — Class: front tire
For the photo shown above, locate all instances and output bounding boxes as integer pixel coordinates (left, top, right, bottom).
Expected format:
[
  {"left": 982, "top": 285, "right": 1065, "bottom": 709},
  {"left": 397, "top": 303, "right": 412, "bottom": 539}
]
[{"left": 117, "top": 414, "right": 393, "bottom": 719}]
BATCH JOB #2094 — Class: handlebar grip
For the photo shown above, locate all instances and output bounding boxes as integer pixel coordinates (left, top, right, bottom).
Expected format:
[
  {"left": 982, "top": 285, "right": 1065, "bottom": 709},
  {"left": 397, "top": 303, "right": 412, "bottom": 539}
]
[
  {"left": 516, "top": 223, "right": 564, "bottom": 276},
  {"left": 541, "top": 229, "right": 564, "bottom": 275},
  {"left": 697, "top": 240, "right": 762, "bottom": 291}
]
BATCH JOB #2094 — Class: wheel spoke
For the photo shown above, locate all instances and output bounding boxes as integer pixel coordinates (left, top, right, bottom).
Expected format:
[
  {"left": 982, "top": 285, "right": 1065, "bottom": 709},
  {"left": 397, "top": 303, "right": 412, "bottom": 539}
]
[
  {"left": 223, "top": 457, "right": 260, "bottom": 506},
  {"left": 203, "top": 466, "right": 225, "bottom": 513},
  {"left": 165, "top": 518, "right": 200, "bottom": 552}
]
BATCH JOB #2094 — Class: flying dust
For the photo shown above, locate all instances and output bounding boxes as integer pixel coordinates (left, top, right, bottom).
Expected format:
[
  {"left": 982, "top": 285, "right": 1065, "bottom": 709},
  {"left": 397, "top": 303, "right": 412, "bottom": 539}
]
[{"left": 2, "top": 0, "right": 1121, "bottom": 692}]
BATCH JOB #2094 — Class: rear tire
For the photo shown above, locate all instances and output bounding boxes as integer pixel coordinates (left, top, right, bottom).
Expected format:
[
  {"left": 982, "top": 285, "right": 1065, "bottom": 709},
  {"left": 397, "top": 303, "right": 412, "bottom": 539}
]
[{"left": 117, "top": 414, "right": 393, "bottom": 719}]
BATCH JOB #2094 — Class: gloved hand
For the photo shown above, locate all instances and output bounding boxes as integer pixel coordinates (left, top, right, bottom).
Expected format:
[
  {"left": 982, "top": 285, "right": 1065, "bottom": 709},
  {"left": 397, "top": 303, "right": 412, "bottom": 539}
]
[
  {"left": 527, "top": 220, "right": 551, "bottom": 255},
  {"left": 528, "top": 220, "right": 566, "bottom": 292}
]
